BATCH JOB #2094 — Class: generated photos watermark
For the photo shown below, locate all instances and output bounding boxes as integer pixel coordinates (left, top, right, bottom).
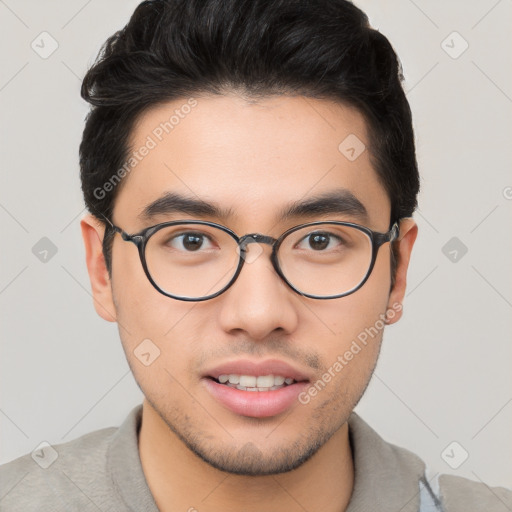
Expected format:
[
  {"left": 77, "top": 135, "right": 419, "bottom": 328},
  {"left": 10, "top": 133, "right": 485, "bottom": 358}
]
[
  {"left": 298, "top": 301, "right": 402, "bottom": 405},
  {"left": 93, "top": 97, "right": 198, "bottom": 200}
]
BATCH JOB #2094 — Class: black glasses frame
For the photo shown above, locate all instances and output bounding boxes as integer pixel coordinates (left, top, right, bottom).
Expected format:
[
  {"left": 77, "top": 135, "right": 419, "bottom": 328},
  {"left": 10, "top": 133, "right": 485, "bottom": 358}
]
[{"left": 105, "top": 218, "right": 399, "bottom": 302}]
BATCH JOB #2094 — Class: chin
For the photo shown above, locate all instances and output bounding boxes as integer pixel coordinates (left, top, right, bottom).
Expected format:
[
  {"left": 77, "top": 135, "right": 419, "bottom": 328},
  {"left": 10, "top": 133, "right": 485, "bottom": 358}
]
[{"left": 186, "top": 439, "right": 325, "bottom": 476}]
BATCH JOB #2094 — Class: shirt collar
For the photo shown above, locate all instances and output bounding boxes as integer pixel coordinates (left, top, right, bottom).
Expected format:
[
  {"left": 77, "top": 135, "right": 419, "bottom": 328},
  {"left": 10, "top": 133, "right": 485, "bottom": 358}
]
[
  {"left": 346, "top": 412, "right": 426, "bottom": 512},
  {"left": 107, "top": 404, "right": 159, "bottom": 512}
]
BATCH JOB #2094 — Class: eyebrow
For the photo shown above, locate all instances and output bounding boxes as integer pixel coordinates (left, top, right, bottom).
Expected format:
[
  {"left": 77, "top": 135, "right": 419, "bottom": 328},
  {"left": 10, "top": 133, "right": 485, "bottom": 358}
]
[{"left": 138, "top": 189, "right": 368, "bottom": 224}]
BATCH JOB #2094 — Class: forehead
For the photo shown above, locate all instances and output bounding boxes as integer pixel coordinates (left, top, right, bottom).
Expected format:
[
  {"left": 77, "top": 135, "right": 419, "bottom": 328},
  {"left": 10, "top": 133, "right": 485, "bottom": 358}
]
[{"left": 114, "top": 93, "right": 390, "bottom": 231}]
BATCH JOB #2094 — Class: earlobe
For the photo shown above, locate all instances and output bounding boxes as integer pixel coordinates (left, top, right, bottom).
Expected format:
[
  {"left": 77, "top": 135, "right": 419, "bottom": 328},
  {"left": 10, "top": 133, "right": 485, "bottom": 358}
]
[
  {"left": 386, "top": 218, "right": 418, "bottom": 325},
  {"left": 80, "top": 214, "right": 117, "bottom": 322}
]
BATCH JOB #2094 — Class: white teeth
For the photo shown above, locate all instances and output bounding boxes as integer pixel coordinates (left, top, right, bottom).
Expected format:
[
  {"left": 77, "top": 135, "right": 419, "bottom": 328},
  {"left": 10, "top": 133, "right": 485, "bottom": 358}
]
[
  {"left": 256, "top": 375, "right": 274, "bottom": 387},
  {"left": 239, "top": 375, "right": 257, "bottom": 387},
  {"left": 217, "top": 374, "right": 298, "bottom": 390}
]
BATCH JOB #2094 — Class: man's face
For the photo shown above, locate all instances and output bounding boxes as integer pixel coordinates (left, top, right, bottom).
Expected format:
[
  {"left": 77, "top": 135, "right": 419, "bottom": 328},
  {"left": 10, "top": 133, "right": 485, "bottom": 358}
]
[{"left": 84, "top": 93, "right": 414, "bottom": 475}]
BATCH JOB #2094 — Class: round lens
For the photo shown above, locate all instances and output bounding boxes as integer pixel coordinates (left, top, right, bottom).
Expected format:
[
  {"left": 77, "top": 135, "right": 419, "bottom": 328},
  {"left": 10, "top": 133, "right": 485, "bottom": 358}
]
[
  {"left": 144, "top": 224, "right": 240, "bottom": 299},
  {"left": 277, "top": 223, "right": 373, "bottom": 297}
]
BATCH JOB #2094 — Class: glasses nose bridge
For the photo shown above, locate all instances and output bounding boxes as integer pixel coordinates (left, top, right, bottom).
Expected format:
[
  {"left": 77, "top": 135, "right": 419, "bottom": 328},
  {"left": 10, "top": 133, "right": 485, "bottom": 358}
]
[{"left": 238, "top": 233, "right": 278, "bottom": 252}]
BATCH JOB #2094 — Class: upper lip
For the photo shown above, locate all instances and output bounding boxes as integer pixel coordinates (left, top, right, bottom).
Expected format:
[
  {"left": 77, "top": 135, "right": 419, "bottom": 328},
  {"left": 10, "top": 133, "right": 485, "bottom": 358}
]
[{"left": 203, "top": 358, "right": 312, "bottom": 382}]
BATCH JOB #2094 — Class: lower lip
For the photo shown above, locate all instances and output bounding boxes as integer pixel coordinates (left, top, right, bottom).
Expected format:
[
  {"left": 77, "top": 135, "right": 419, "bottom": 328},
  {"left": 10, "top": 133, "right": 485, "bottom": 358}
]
[{"left": 202, "top": 378, "right": 309, "bottom": 418}]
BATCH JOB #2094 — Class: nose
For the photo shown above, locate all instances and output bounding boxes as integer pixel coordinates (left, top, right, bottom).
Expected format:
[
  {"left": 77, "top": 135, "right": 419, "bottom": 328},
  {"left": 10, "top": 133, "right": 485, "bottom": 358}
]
[{"left": 216, "top": 241, "right": 299, "bottom": 341}]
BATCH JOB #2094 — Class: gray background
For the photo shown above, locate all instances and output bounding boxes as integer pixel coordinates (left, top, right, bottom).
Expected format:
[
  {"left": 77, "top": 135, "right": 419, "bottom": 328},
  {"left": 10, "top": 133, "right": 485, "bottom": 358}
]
[{"left": 1, "top": 0, "right": 511, "bottom": 491}]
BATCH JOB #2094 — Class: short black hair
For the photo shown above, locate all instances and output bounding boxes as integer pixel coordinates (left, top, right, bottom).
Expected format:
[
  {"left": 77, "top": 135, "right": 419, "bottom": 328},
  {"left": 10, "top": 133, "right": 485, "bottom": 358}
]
[{"left": 80, "top": 0, "right": 419, "bottom": 274}]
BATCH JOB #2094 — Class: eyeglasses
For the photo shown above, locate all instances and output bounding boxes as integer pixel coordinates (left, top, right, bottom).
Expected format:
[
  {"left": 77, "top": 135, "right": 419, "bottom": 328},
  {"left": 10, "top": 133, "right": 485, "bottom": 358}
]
[{"left": 105, "top": 218, "right": 399, "bottom": 301}]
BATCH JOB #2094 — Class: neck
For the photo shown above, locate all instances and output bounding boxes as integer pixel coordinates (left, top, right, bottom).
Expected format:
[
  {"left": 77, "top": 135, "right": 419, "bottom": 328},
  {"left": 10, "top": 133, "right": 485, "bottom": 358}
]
[{"left": 139, "top": 399, "right": 354, "bottom": 512}]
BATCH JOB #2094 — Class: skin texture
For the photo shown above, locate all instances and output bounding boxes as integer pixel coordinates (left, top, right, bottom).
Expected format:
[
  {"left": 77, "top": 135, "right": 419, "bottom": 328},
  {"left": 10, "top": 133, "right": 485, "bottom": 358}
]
[{"left": 81, "top": 93, "right": 417, "bottom": 512}]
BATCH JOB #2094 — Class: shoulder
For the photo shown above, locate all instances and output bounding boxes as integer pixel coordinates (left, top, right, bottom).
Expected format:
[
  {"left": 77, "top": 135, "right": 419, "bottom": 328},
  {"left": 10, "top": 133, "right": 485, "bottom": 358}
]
[
  {"left": 0, "top": 424, "right": 118, "bottom": 512},
  {"left": 347, "top": 413, "right": 512, "bottom": 511},
  {"left": 436, "top": 473, "right": 512, "bottom": 512}
]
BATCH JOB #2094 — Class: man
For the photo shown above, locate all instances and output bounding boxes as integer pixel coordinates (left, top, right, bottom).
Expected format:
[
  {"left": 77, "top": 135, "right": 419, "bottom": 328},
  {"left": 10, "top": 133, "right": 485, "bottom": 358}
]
[{"left": 1, "top": 0, "right": 510, "bottom": 510}]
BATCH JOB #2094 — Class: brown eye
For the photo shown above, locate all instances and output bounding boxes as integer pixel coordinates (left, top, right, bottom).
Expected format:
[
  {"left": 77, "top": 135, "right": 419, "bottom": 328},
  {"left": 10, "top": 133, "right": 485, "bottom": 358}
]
[
  {"left": 296, "top": 231, "right": 343, "bottom": 251},
  {"left": 166, "top": 232, "right": 214, "bottom": 252}
]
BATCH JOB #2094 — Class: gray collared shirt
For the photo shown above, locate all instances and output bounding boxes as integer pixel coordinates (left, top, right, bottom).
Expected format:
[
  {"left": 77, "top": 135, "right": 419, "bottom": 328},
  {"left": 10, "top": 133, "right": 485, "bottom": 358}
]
[{"left": 1, "top": 404, "right": 510, "bottom": 511}]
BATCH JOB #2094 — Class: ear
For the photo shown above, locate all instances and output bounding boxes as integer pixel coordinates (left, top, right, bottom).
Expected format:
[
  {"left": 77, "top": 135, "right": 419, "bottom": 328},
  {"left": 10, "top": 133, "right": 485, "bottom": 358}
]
[
  {"left": 386, "top": 218, "right": 418, "bottom": 325},
  {"left": 80, "top": 214, "right": 117, "bottom": 322}
]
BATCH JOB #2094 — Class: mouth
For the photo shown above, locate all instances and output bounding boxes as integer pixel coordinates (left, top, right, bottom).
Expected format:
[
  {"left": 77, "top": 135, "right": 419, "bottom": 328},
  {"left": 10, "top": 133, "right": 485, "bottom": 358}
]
[
  {"left": 207, "top": 373, "right": 302, "bottom": 391},
  {"left": 201, "top": 359, "right": 311, "bottom": 418}
]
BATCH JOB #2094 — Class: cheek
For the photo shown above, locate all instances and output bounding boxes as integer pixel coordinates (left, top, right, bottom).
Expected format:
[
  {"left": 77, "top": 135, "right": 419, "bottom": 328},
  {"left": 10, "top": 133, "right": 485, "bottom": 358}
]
[
  {"left": 110, "top": 242, "right": 199, "bottom": 372},
  {"left": 304, "top": 248, "right": 392, "bottom": 370},
  {"left": 112, "top": 285, "right": 200, "bottom": 405},
  {"left": 312, "top": 277, "right": 391, "bottom": 344},
  {"left": 299, "top": 283, "right": 390, "bottom": 418}
]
